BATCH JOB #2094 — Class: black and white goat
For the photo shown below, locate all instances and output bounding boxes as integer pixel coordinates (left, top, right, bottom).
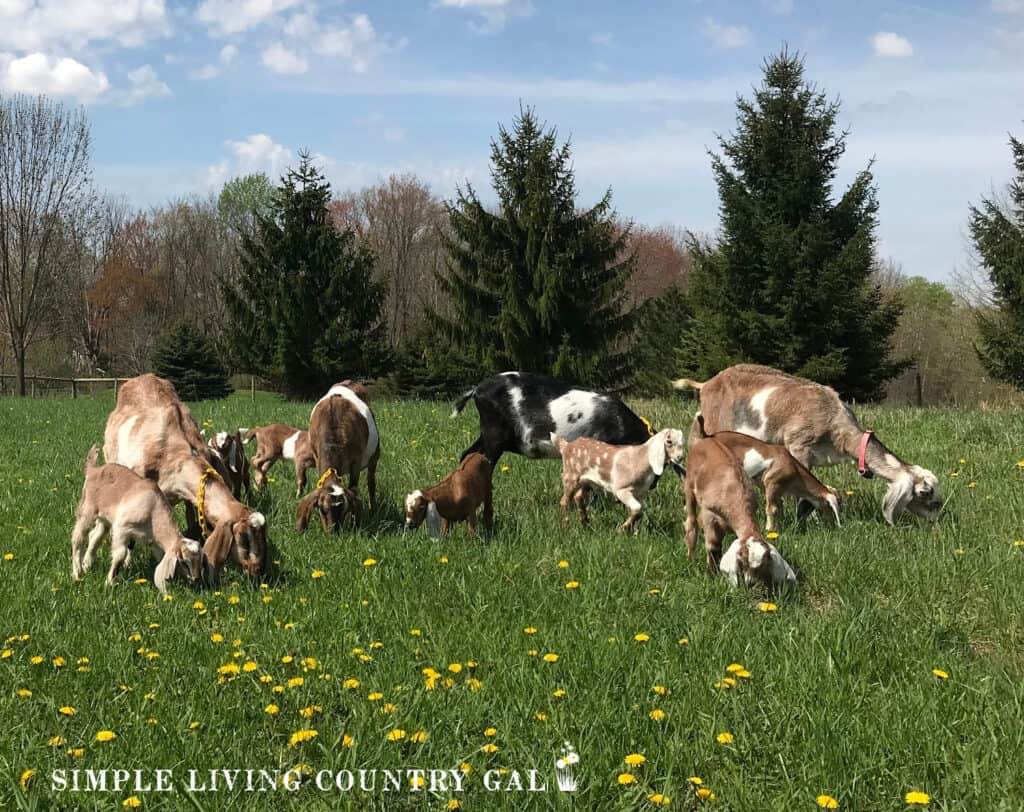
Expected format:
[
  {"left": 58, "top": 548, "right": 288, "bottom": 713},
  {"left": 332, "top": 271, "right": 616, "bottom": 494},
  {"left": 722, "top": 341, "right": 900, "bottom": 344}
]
[{"left": 451, "top": 372, "right": 654, "bottom": 464}]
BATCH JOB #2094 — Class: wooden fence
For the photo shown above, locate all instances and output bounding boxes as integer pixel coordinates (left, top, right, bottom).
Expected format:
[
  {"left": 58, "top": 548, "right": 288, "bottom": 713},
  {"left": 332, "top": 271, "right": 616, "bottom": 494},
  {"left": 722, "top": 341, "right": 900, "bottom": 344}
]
[{"left": 0, "top": 374, "right": 128, "bottom": 398}]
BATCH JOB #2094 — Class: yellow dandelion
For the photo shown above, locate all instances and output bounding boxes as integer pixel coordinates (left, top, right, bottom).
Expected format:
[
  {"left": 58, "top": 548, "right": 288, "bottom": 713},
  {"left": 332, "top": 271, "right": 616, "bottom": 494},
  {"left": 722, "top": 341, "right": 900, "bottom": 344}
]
[
  {"left": 534, "top": 712, "right": 547, "bottom": 720},
  {"left": 726, "top": 663, "right": 745, "bottom": 673},
  {"left": 932, "top": 669, "right": 949, "bottom": 680},
  {"left": 905, "top": 791, "right": 930, "bottom": 805},
  {"left": 624, "top": 753, "right": 646, "bottom": 766},
  {"left": 47, "top": 735, "right": 66, "bottom": 747},
  {"left": 210, "top": 633, "right": 225, "bottom": 643},
  {"left": 543, "top": 652, "right": 559, "bottom": 663},
  {"left": 553, "top": 689, "right": 566, "bottom": 698},
  {"left": 524, "top": 626, "right": 537, "bottom": 634},
  {"left": 343, "top": 678, "right": 360, "bottom": 689},
  {"left": 217, "top": 663, "right": 239, "bottom": 676},
  {"left": 447, "top": 800, "right": 463, "bottom": 810},
  {"left": 448, "top": 663, "right": 462, "bottom": 673},
  {"left": 758, "top": 602, "right": 778, "bottom": 612},
  {"left": 460, "top": 763, "right": 471, "bottom": 774},
  {"left": 716, "top": 732, "right": 734, "bottom": 745},
  {"left": 678, "top": 638, "right": 689, "bottom": 646},
  {"left": 484, "top": 727, "right": 497, "bottom": 737},
  {"left": 311, "top": 570, "right": 324, "bottom": 579},
  {"left": 20, "top": 769, "right": 35, "bottom": 791},
  {"left": 649, "top": 793, "right": 671, "bottom": 806},
  {"left": 59, "top": 706, "right": 77, "bottom": 716},
  {"left": 439, "top": 556, "right": 449, "bottom": 564},
  {"left": 696, "top": 787, "right": 716, "bottom": 800},
  {"left": 817, "top": 795, "right": 840, "bottom": 809},
  {"left": 68, "top": 748, "right": 85, "bottom": 757},
  {"left": 123, "top": 798, "right": 142, "bottom": 808},
  {"left": 265, "top": 704, "right": 279, "bottom": 714},
  {"left": 653, "top": 685, "right": 668, "bottom": 695},
  {"left": 95, "top": 730, "right": 117, "bottom": 743},
  {"left": 342, "top": 734, "right": 354, "bottom": 747},
  {"left": 558, "top": 560, "right": 569, "bottom": 568},
  {"left": 688, "top": 777, "right": 703, "bottom": 786},
  {"left": 565, "top": 580, "right": 580, "bottom": 589},
  {"left": 288, "top": 729, "right": 318, "bottom": 747},
  {"left": 367, "top": 692, "right": 383, "bottom": 702},
  {"left": 766, "top": 531, "right": 779, "bottom": 539},
  {"left": 299, "top": 705, "right": 322, "bottom": 718},
  {"left": 228, "top": 596, "right": 240, "bottom": 605},
  {"left": 16, "top": 688, "right": 32, "bottom": 698},
  {"left": 30, "top": 655, "right": 43, "bottom": 665},
  {"left": 467, "top": 678, "right": 483, "bottom": 691},
  {"left": 259, "top": 675, "right": 273, "bottom": 684},
  {"left": 480, "top": 743, "right": 499, "bottom": 753},
  {"left": 410, "top": 628, "right": 422, "bottom": 637},
  {"left": 634, "top": 633, "right": 650, "bottom": 643},
  {"left": 618, "top": 773, "right": 636, "bottom": 785},
  {"left": 411, "top": 730, "right": 428, "bottom": 743},
  {"left": 386, "top": 729, "right": 406, "bottom": 742},
  {"left": 287, "top": 677, "right": 304, "bottom": 688},
  {"left": 1, "top": 649, "right": 12, "bottom": 659},
  {"left": 242, "top": 661, "right": 257, "bottom": 672},
  {"left": 189, "top": 722, "right": 201, "bottom": 730},
  {"left": 649, "top": 709, "right": 666, "bottom": 721},
  {"left": 363, "top": 558, "right": 377, "bottom": 567}
]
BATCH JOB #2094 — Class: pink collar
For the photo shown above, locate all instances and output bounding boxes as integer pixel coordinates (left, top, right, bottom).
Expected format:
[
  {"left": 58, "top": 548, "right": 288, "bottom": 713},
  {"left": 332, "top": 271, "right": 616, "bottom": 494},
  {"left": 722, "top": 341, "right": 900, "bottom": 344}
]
[{"left": 857, "top": 430, "right": 874, "bottom": 479}]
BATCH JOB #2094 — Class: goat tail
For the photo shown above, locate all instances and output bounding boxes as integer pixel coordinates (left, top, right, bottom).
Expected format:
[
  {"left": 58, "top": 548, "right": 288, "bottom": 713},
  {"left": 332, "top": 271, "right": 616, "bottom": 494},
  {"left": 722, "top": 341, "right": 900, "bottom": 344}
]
[
  {"left": 242, "top": 427, "right": 258, "bottom": 444},
  {"left": 671, "top": 377, "right": 705, "bottom": 392},
  {"left": 696, "top": 413, "right": 708, "bottom": 437},
  {"left": 84, "top": 444, "right": 100, "bottom": 473},
  {"left": 450, "top": 387, "right": 477, "bottom": 418}
]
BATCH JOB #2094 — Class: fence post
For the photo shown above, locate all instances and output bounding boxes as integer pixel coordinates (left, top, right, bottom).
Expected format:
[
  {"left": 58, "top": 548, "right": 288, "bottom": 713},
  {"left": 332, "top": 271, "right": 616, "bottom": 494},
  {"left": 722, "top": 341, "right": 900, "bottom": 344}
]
[
  {"left": 113, "top": 378, "right": 118, "bottom": 400},
  {"left": 251, "top": 375, "right": 255, "bottom": 402},
  {"left": 71, "top": 379, "right": 78, "bottom": 399},
  {"left": 30, "top": 377, "right": 36, "bottom": 398}
]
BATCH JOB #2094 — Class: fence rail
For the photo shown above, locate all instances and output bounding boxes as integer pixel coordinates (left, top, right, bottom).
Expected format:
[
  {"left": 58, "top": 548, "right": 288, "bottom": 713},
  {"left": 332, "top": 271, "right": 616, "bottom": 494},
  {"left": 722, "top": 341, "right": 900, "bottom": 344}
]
[{"left": 0, "top": 374, "right": 128, "bottom": 398}]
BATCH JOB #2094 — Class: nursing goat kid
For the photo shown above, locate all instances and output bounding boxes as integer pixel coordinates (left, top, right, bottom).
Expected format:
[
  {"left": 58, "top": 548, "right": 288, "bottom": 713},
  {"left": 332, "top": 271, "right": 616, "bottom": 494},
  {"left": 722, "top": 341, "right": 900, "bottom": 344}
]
[
  {"left": 244, "top": 424, "right": 315, "bottom": 497},
  {"left": 404, "top": 453, "right": 494, "bottom": 538},
  {"left": 296, "top": 381, "right": 379, "bottom": 533},
  {"left": 72, "top": 446, "right": 204, "bottom": 593},
  {"left": 673, "top": 364, "right": 942, "bottom": 525},
  {"left": 452, "top": 372, "right": 654, "bottom": 464}
]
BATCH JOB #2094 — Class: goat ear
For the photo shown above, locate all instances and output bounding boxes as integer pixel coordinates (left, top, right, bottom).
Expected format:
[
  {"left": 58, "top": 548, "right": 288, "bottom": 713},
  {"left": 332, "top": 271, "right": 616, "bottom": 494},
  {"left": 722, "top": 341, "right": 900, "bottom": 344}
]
[
  {"left": 826, "top": 492, "right": 841, "bottom": 527},
  {"left": 648, "top": 432, "right": 667, "bottom": 476},
  {"left": 425, "top": 502, "right": 442, "bottom": 540},
  {"left": 203, "top": 521, "right": 233, "bottom": 576},
  {"left": 882, "top": 473, "right": 915, "bottom": 525},
  {"left": 153, "top": 550, "right": 178, "bottom": 593},
  {"left": 768, "top": 547, "right": 797, "bottom": 585},
  {"left": 295, "top": 490, "right": 320, "bottom": 532}
]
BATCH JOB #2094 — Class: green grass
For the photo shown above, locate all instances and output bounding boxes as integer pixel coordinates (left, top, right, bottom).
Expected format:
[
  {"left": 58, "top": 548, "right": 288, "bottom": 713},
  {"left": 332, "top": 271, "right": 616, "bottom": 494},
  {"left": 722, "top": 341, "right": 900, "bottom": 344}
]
[{"left": 1, "top": 392, "right": 1023, "bottom": 811}]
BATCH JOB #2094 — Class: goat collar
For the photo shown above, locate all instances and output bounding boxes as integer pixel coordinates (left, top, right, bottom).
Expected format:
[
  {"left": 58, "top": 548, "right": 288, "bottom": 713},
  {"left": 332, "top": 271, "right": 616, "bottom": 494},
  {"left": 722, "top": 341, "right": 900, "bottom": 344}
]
[
  {"left": 316, "top": 467, "right": 339, "bottom": 490},
  {"left": 197, "top": 466, "right": 222, "bottom": 537},
  {"left": 856, "top": 430, "right": 875, "bottom": 479},
  {"left": 639, "top": 416, "right": 655, "bottom": 437}
]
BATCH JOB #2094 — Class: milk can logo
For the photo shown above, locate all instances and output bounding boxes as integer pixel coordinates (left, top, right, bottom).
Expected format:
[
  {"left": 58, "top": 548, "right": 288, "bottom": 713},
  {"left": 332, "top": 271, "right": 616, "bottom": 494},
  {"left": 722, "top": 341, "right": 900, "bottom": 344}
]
[{"left": 554, "top": 741, "right": 579, "bottom": 792}]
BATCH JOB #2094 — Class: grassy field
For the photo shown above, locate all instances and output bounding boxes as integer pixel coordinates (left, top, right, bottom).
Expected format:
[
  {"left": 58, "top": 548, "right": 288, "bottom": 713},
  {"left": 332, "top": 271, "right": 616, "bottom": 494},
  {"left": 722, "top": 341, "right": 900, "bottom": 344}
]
[{"left": 1, "top": 392, "right": 1023, "bottom": 811}]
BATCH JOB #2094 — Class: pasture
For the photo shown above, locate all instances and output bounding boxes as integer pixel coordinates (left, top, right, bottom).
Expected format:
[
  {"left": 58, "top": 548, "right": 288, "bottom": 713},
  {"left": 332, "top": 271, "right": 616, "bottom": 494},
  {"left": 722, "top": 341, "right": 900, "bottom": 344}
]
[{"left": 1, "top": 392, "right": 1023, "bottom": 811}]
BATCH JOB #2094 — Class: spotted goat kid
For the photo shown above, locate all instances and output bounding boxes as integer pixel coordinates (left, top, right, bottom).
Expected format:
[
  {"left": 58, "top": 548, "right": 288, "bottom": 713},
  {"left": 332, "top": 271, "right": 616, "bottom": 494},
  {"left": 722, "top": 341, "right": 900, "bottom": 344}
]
[{"left": 552, "top": 429, "right": 686, "bottom": 532}]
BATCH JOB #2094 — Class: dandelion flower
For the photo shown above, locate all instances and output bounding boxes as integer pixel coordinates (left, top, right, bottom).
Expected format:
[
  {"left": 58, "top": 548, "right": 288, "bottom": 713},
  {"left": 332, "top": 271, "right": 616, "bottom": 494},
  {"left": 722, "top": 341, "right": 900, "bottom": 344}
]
[
  {"left": 68, "top": 748, "right": 84, "bottom": 757},
  {"left": 363, "top": 558, "right": 377, "bottom": 567},
  {"left": 484, "top": 727, "right": 497, "bottom": 737},
  {"left": 534, "top": 712, "right": 547, "bottom": 721},
  {"left": 817, "top": 795, "right": 839, "bottom": 809},
  {"left": 696, "top": 787, "right": 716, "bottom": 800},
  {"left": 47, "top": 736, "right": 66, "bottom": 747},
  {"left": 553, "top": 689, "right": 566, "bottom": 698},
  {"left": 447, "top": 801, "right": 463, "bottom": 810},
  {"left": 758, "top": 602, "right": 778, "bottom": 612},
  {"left": 265, "top": 704, "right": 279, "bottom": 714},
  {"left": 210, "top": 633, "right": 224, "bottom": 643},
  {"left": 386, "top": 729, "right": 406, "bottom": 742},
  {"left": 558, "top": 560, "right": 569, "bottom": 568},
  {"left": 726, "top": 663, "right": 745, "bottom": 673},
  {"left": 188, "top": 722, "right": 201, "bottom": 730},
  {"left": 634, "top": 633, "right": 650, "bottom": 643},
  {"left": 367, "top": 692, "right": 383, "bottom": 702},
  {"left": 19, "top": 770, "right": 35, "bottom": 791},
  {"left": 123, "top": 798, "right": 142, "bottom": 808},
  {"left": 688, "top": 777, "right": 703, "bottom": 786},
  {"left": 565, "top": 581, "right": 580, "bottom": 589},
  {"left": 649, "top": 709, "right": 666, "bottom": 721},
  {"left": 342, "top": 734, "right": 354, "bottom": 747},
  {"left": 439, "top": 556, "right": 449, "bottom": 564},
  {"left": 716, "top": 732, "right": 734, "bottom": 744},
  {"left": 289, "top": 729, "right": 318, "bottom": 747},
  {"left": 16, "top": 688, "right": 31, "bottom": 698},
  {"left": 624, "top": 753, "right": 646, "bottom": 766},
  {"left": 766, "top": 530, "right": 780, "bottom": 539},
  {"left": 480, "top": 743, "right": 499, "bottom": 753},
  {"left": 287, "top": 677, "right": 303, "bottom": 688},
  {"left": 524, "top": 627, "right": 537, "bottom": 635},
  {"left": 311, "top": 570, "right": 324, "bottom": 579},
  {"left": 95, "top": 730, "right": 117, "bottom": 743},
  {"left": 410, "top": 775, "right": 424, "bottom": 789},
  {"left": 649, "top": 793, "right": 671, "bottom": 806},
  {"left": 30, "top": 656, "right": 43, "bottom": 665},
  {"left": 678, "top": 638, "right": 689, "bottom": 646},
  {"left": 932, "top": 669, "right": 949, "bottom": 680},
  {"left": 543, "top": 653, "right": 559, "bottom": 663},
  {"left": 448, "top": 663, "right": 462, "bottom": 673},
  {"left": 59, "top": 706, "right": 77, "bottom": 716},
  {"left": 299, "top": 705, "right": 322, "bottom": 718},
  {"left": 411, "top": 731, "right": 428, "bottom": 743},
  {"left": 618, "top": 773, "right": 636, "bottom": 785},
  {"left": 905, "top": 791, "right": 930, "bottom": 805},
  {"left": 410, "top": 629, "right": 422, "bottom": 637}
]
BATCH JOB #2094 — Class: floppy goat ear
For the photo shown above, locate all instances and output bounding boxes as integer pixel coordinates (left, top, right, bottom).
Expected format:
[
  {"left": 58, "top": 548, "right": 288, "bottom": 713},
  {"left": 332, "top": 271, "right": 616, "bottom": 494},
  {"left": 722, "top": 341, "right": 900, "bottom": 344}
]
[
  {"left": 153, "top": 550, "right": 179, "bottom": 593},
  {"left": 425, "top": 502, "right": 442, "bottom": 540},
  {"left": 202, "top": 521, "right": 234, "bottom": 581},
  {"left": 295, "top": 489, "right": 321, "bottom": 532},
  {"left": 647, "top": 431, "right": 667, "bottom": 477},
  {"left": 882, "top": 472, "right": 915, "bottom": 525}
]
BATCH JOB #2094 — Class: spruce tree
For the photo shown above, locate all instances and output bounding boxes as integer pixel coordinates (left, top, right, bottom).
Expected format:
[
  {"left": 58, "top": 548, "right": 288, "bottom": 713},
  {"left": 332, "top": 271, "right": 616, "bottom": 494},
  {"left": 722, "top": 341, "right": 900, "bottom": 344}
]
[
  {"left": 223, "top": 154, "right": 389, "bottom": 399},
  {"left": 968, "top": 132, "right": 1024, "bottom": 390},
  {"left": 680, "top": 50, "right": 905, "bottom": 401},
  {"left": 435, "top": 108, "right": 636, "bottom": 387},
  {"left": 151, "top": 321, "right": 233, "bottom": 401}
]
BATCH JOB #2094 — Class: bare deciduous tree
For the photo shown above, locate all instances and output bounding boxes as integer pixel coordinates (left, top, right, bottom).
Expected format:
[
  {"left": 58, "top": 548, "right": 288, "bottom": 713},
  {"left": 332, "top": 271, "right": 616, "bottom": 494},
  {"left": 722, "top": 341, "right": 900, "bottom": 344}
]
[{"left": 0, "top": 94, "right": 94, "bottom": 394}]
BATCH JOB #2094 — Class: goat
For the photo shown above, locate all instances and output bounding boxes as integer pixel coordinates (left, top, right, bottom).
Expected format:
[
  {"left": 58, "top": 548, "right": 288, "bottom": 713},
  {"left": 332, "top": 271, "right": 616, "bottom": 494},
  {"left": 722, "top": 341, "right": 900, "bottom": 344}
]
[
  {"left": 243, "top": 424, "right": 315, "bottom": 497},
  {"left": 452, "top": 372, "right": 653, "bottom": 464},
  {"left": 691, "top": 415, "right": 840, "bottom": 532},
  {"left": 71, "top": 446, "right": 204, "bottom": 593},
  {"left": 673, "top": 364, "right": 942, "bottom": 525},
  {"left": 103, "top": 374, "right": 268, "bottom": 582},
  {"left": 296, "top": 381, "right": 379, "bottom": 533},
  {"left": 404, "top": 453, "right": 494, "bottom": 538},
  {"left": 719, "top": 535, "right": 797, "bottom": 589},
  {"left": 552, "top": 429, "right": 686, "bottom": 532},
  {"left": 207, "top": 430, "right": 251, "bottom": 500}
]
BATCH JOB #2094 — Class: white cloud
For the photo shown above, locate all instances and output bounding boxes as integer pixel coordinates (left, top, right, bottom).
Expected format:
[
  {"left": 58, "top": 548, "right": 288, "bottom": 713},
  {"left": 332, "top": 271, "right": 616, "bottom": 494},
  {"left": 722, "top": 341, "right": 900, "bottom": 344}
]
[
  {"left": 436, "top": 0, "right": 533, "bottom": 34},
  {"left": 189, "top": 63, "right": 220, "bottom": 80},
  {"left": 112, "top": 64, "right": 171, "bottom": 105},
  {"left": 219, "top": 44, "right": 238, "bottom": 64},
  {"left": 0, "top": 0, "right": 168, "bottom": 51},
  {"left": 0, "top": 51, "right": 109, "bottom": 99},
  {"left": 314, "top": 13, "right": 379, "bottom": 72},
  {"left": 382, "top": 126, "right": 405, "bottom": 143},
  {"left": 871, "top": 31, "right": 913, "bottom": 58},
  {"left": 702, "top": 18, "right": 752, "bottom": 49},
  {"left": 283, "top": 11, "right": 316, "bottom": 38},
  {"left": 197, "top": 0, "right": 300, "bottom": 35},
  {"left": 261, "top": 41, "right": 307, "bottom": 74},
  {"left": 206, "top": 132, "right": 292, "bottom": 188}
]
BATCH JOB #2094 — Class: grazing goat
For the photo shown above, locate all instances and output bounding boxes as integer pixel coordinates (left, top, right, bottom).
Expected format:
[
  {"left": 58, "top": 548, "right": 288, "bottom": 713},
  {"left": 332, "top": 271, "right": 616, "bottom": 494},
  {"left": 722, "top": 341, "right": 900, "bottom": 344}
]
[
  {"left": 691, "top": 415, "right": 840, "bottom": 532},
  {"left": 243, "top": 424, "right": 314, "bottom": 497},
  {"left": 72, "top": 447, "right": 204, "bottom": 593},
  {"left": 552, "top": 429, "right": 686, "bottom": 532},
  {"left": 296, "top": 381, "right": 379, "bottom": 533},
  {"left": 103, "top": 374, "right": 268, "bottom": 581},
  {"left": 452, "top": 372, "right": 653, "bottom": 464},
  {"left": 404, "top": 453, "right": 494, "bottom": 538},
  {"left": 719, "top": 535, "right": 797, "bottom": 589},
  {"left": 673, "top": 364, "right": 942, "bottom": 524},
  {"left": 208, "top": 430, "right": 251, "bottom": 500}
]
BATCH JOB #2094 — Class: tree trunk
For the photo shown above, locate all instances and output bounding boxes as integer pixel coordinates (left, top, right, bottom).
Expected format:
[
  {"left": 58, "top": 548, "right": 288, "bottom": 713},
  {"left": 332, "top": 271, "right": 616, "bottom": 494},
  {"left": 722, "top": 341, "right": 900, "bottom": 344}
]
[{"left": 15, "top": 346, "right": 26, "bottom": 397}]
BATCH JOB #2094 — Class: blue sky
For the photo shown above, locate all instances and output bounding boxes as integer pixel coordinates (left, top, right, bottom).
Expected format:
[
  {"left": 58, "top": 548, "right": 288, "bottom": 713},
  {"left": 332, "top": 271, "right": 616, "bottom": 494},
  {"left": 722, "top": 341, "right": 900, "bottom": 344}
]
[{"left": 2, "top": 1, "right": 1022, "bottom": 282}]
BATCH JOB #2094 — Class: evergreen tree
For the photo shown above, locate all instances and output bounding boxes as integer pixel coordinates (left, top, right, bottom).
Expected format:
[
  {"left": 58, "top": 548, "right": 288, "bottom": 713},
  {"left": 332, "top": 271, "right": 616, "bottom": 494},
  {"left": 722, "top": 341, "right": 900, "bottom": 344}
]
[
  {"left": 435, "top": 108, "right": 637, "bottom": 387},
  {"left": 680, "top": 50, "right": 905, "bottom": 401},
  {"left": 151, "top": 321, "right": 233, "bottom": 401},
  {"left": 968, "top": 132, "right": 1024, "bottom": 390},
  {"left": 630, "top": 288, "right": 692, "bottom": 396},
  {"left": 223, "top": 154, "right": 389, "bottom": 399}
]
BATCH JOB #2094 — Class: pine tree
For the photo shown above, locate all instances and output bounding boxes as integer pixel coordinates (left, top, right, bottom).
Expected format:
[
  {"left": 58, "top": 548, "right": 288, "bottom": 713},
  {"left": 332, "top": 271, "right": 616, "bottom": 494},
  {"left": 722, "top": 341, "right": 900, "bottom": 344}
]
[
  {"left": 434, "top": 108, "right": 637, "bottom": 387},
  {"left": 968, "top": 132, "right": 1024, "bottom": 390},
  {"left": 151, "top": 321, "right": 233, "bottom": 401},
  {"left": 223, "top": 154, "right": 389, "bottom": 399},
  {"left": 680, "top": 50, "right": 905, "bottom": 401}
]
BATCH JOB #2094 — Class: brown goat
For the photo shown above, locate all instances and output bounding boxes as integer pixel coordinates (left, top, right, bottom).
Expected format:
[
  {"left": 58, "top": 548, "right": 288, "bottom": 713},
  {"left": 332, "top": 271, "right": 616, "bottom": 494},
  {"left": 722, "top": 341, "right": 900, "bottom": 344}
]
[
  {"left": 244, "top": 424, "right": 315, "bottom": 497},
  {"left": 296, "top": 381, "right": 379, "bottom": 533},
  {"left": 404, "top": 453, "right": 494, "bottom": 538},
  {"left": 103, "top": 374, "right": 267, "bottom": 582},
  {"left": 691, "top": 415, "right": 840, "bottom": 532}
]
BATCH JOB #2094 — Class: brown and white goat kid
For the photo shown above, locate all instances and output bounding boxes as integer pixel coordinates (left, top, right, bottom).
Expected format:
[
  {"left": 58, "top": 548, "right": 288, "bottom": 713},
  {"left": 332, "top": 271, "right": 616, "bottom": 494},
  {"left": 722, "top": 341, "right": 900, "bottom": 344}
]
[
  {"left": 683, "top": 435, "right": 796, "bottom": 586},
  {"left": 296, "top": 381, "right": 380, "bottom": 533},
  {"left": 207, "top": 430, "right": 251, "bottom": 499},
  {"left": 404, "top": 453, "right": 494, "bottom": 538},
  {"left": 552, "top": 429, "right": 686, "bottom": 532},
  {"left": 673, "top": 364, "right": 942, "bottom": 525},
  {"left": 691, "top": 415, "right": 840, "bottom": 532},
  {"left": 103, "top": 374, "right": 267, "bottom": 581},
  {"left": 244, "top": 424, "right": 315, "bottom": 497},
  {"left": 72, "top": 447, "right": 204, "bottom": 593}
]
